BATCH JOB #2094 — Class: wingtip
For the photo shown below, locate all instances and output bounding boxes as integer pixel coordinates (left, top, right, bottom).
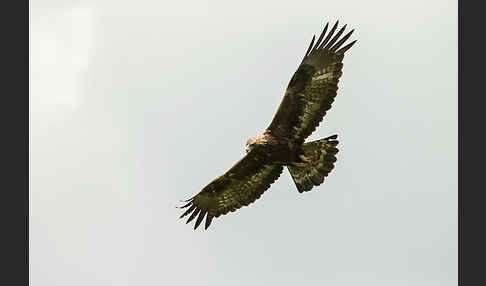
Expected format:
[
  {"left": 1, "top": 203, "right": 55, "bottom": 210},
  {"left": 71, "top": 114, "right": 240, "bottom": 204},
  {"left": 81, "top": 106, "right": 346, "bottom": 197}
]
[
  {"left": 177, "top": 201, "right": 192, "bottom": 209},
  {"left": 326, "top": 134, "right": 338, "bottom": 140},
  {"left": 205, "top": 215, "right": 213, "bottom": 230},
  {"left": 324, "top": 24, "right": 347, "bottom": 50},
  {"left": 186, "top": 207, "right": 201, "bottom": 224},
  {"left": 336, "top": 39, "right": 357, "bottom": 54},
  {"left": 180, "top": 197, "right": 194, "bottom": 203},
  {"left": 317, "top": 20, "right": 340, "bottom": 50},
  {"left": 194, "top": 211, "right": 206, "bottom": 230},
  {"left": 179, "top": 204, "right": 196, "bottom": 219},
  {"left": 303, "top": 34, "right": 317, "bottom": 60}
]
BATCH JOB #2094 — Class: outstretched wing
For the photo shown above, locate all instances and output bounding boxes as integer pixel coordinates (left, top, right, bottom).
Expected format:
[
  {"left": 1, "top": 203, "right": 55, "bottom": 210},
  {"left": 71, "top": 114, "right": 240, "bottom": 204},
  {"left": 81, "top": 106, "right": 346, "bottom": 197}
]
[
  {"left": 266, "top": 21, "right": 356, "bottom": 143},
  {"left": 179, "top": 148, "right": 283, "bottom": 230}
]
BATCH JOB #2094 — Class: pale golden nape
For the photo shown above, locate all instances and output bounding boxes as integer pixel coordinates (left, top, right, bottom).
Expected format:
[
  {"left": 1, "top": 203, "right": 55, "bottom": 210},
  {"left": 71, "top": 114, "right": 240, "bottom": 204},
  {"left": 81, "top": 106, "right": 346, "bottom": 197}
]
[{"left": 245, "top": 136, "right": 258, "bottom": 153}]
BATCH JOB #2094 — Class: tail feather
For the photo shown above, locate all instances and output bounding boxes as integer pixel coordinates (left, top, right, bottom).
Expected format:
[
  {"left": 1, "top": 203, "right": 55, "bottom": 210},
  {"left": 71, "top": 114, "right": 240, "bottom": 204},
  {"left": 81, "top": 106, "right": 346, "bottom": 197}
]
[{"left": 287, "top": 135, "right": 339, "bottom": 193}]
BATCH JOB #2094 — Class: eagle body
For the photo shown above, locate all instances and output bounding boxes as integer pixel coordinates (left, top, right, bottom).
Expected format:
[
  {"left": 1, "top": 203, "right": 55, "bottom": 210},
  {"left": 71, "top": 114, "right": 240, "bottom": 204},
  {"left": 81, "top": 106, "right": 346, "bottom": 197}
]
[{"left": 179, "top": 21, "right": 356, "bottom": 230}]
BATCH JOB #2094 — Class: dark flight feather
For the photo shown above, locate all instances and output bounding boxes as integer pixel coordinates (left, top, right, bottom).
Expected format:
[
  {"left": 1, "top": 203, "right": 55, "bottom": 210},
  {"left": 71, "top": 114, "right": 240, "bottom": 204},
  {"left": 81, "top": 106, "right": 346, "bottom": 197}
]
[
  {"left": 330, "top": 29, "right": 354, "bottom": 52},
  {"left": 186, "top": 208, "right": 201, "bottom": 224},
  {"left": 194, "top": 210, "right": 207, "bottom": 230},
  {"left": 317, "top": 21, "right": 339, "bottom": 50},
  {"left": 323, "top": 24, "right": 347, "bottom": 50},
  {"left": 311, "top": 22, "right": 329, "bottom": 54},
  {"left": 336, "top": 40, "right": 357, "bottom": 54},
  {"left": 179, "top": 204, "right": 196, "bottom": 219},
  {"left": 303, "top": 35, "right": 316, "bottom": 61}
]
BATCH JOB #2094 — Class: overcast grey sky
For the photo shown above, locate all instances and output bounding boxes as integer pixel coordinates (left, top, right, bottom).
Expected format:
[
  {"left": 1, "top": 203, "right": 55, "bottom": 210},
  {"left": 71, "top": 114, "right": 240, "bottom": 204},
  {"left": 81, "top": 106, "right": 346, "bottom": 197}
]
[{"left": 30, "top": 0, "right": 457, "bottom": 285}]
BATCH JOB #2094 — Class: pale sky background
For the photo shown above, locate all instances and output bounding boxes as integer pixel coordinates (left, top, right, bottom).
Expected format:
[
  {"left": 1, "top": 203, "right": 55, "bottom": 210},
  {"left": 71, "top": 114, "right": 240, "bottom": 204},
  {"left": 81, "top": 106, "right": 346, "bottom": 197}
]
[{"left": 29, "top": 1, "right": 457, "bottom": 285}]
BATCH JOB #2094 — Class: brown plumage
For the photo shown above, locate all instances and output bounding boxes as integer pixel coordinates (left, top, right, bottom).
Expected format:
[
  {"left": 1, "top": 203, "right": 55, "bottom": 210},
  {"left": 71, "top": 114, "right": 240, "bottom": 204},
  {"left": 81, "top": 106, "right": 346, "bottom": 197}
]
[{"left": 179, "top": 20, "right": 356, "bottom": 230}]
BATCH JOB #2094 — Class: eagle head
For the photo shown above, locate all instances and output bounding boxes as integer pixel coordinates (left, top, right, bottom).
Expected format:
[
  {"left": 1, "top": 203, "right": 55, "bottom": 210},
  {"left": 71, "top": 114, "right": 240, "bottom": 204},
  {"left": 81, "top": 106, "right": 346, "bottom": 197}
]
[
  {"left": 245, "top": 135, "right": 270, "bottom": 153},
  {"left": 245, "top": 136, "right": 258, "bottom": 153}
]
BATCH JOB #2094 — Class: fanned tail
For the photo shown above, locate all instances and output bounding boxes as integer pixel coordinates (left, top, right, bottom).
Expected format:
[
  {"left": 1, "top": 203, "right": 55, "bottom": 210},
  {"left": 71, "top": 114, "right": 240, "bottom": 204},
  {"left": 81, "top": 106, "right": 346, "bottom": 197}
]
[{"left": 287, "top": 135, "right": 339, "bottom": 193}]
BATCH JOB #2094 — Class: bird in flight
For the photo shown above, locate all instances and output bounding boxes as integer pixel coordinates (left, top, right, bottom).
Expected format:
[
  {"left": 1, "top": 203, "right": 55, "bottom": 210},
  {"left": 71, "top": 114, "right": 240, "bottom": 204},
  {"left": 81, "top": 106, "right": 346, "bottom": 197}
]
[{"left": 179, "top": 20, "right": 356, "bottom": 230}]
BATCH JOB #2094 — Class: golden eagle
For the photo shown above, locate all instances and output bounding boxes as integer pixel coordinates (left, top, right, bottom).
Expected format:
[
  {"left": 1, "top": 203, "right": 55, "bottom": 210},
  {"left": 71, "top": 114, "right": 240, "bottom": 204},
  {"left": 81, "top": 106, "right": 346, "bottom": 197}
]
[{"left": 179, "top": 21, "right": 356, "bottom": 230}]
